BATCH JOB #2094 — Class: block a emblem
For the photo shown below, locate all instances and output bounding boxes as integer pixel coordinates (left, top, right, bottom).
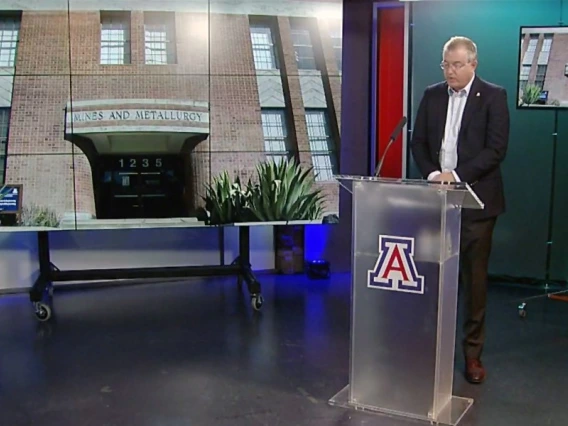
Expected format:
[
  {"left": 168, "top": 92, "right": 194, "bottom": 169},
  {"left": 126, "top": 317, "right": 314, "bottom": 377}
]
[{"left": 367, "top": 235, "right": 425, "bottom": 294}]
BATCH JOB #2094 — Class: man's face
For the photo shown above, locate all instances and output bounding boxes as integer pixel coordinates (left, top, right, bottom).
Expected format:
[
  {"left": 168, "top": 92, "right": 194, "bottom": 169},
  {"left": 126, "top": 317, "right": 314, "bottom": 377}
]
[{"left": 441, "top": 46, "right": 477, "bottom": 91}]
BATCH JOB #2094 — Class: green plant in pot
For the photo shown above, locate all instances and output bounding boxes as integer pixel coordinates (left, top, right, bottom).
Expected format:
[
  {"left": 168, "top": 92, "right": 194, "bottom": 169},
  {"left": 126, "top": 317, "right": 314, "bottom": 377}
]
[
  {"left": 521, "top": 83, "right": 541, "bottom": 105},
  {"left": 246, "top": 158, "right": 324, "bottom": 222},
  {"left": 246, "top": 158, "right": 325, "bottom": 274},
  {"left": 202, "top": 171, "right": 250, "bottom": 225},
  {"left": 18, "top": 204, "right": 61, "bottom": 227}
]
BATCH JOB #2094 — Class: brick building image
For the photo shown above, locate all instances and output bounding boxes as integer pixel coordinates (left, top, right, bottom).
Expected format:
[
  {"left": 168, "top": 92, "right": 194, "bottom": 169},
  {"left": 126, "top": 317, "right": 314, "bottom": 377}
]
[
  {"left": 0, "top": 0, "right": 342, "bottom": 228},
  {"left": 518, "top": 26, "right": 568, "bottom": 107}
]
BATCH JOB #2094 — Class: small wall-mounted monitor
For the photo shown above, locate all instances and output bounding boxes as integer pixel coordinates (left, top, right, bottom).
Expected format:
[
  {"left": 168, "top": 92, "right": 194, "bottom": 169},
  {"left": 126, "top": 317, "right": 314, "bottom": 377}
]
[{"left": 517, "top": 26, "right": 568, "bottom": 109}]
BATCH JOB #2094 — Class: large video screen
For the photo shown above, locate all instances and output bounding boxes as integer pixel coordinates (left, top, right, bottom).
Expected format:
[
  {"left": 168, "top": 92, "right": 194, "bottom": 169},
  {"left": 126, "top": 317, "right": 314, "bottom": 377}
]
[
  {"left": 517, "top": 26, "right": 568, "bottom": 109},
  {"left": 0, "top": 0, "right": 342, "bottom": 231}
]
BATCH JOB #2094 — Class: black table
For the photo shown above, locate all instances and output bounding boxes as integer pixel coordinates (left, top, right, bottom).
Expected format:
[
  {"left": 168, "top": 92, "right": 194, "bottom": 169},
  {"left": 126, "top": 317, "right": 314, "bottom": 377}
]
[{"left": 28, "top": 225, "right": 263, "bottom": 321}]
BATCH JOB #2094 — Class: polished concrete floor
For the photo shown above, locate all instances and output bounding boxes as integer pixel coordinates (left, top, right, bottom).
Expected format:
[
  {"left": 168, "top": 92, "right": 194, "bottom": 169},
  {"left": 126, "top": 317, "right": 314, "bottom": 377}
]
[{"left": 0, "top": 273, "right": 567, "bottom": 426}]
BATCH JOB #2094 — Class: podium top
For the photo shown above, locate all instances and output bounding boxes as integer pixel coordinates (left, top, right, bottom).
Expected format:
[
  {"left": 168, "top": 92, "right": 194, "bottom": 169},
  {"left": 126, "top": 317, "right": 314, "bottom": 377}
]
[{"left": 334, "top": 174, "right": 484, "bottom": 210}]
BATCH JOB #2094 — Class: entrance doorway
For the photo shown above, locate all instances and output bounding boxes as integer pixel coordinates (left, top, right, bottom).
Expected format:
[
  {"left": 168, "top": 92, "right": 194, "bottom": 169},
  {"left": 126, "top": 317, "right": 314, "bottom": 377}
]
[{"left": 96, "top": 154, "right": 185, "bottom": 219}]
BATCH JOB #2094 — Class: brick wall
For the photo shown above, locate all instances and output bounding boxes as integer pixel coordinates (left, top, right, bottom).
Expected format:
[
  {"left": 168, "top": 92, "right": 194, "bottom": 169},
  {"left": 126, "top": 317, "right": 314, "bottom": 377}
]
[
  {"left": 544, "top": 34, "right": 568, "bottom": 104},
  {"left": 277, "top": 16, "right": 341, "bottom": 215},
  {"left": 6, "top": 9, "right": 341, "bottom": 219},
  {"left": 277, "top": 16, "right": 312, "bottom": 163},
  {"left": 318, "top": 18, "right": 342, "bottom": 132},
  {"left": 316, "top": 17, "right": 341, "bottom": 215},
  {"left": 209, "top": 13, "right": 266, "bottom": 172}
]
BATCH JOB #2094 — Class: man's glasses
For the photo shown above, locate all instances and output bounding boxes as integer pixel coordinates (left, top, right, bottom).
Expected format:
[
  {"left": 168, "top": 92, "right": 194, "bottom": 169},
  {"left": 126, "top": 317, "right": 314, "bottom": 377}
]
[{"left": 440, "top": 61, "right": 467, "bottom": 71}]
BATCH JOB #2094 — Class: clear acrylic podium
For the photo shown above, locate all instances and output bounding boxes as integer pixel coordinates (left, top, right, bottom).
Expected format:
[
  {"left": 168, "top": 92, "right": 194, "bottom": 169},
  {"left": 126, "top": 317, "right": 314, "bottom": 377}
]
[{"left": 329, "top": 175, "right": 484, "bottom": 425}]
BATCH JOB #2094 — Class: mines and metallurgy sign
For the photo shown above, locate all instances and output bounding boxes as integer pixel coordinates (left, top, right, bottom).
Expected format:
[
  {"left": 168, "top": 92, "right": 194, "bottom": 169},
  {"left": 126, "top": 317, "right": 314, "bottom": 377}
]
[
  {"left": 367, "top": 235, "right": 425, "bottom": 294},
  {"left": 69, "top": 109, "right": 206, "bottom": 123}
]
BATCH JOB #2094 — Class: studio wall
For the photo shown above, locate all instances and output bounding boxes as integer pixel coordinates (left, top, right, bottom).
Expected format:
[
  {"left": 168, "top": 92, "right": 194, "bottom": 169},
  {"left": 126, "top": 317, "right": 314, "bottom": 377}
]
[
  {"left": 325, "top": 0, "right": 375, "bottom": 273},
  {"left": 407, "top": 0, "right": 568, "bottom": 281}
]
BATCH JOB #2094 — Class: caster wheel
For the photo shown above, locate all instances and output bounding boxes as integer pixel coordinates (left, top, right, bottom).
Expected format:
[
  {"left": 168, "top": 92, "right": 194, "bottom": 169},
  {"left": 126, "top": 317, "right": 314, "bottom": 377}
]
[
  {"left": 34, "top": 302, "right": 52, "bottom": 322},
  {"left": 251, "top": 294, "right": 264, "bottom": 311},
  {"left": 518, "top": 302, "right": 527, "bottom": 318}
]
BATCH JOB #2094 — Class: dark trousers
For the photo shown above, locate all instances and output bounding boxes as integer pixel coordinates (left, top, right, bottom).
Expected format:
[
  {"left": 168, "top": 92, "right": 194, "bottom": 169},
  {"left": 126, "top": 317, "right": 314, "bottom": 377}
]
[{"left": 459, "top": 216, "right": 497, "bottom": 360}]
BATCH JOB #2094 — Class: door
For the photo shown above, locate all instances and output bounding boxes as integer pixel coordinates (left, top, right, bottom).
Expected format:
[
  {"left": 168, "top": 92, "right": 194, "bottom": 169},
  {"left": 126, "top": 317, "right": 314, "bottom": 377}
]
[{"left": 96, "top": 155, "right": 185, "bottom": 219}]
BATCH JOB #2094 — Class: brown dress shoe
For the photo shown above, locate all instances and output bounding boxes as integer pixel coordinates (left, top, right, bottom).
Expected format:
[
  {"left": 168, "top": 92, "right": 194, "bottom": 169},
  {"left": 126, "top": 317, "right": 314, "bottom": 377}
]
[{"left": 465, "top": 358, "right": 486, "bottom": 384}]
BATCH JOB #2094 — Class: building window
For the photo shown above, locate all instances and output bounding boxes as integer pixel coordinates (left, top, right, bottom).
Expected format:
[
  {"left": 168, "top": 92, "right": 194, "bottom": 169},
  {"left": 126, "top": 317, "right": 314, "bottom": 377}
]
[
  {"left": 522, "top": 34, "right": 538, "bottom": 66},
  {"left": 305, "top": 110, "right": 337, "bottom": 181},
  {"left": 261, "top": 110, "right": 290, "bottom": 162},
  {"left": 0, "top": 16, "right": 20, "bottom": 67},
  {"left": 330, "top": 27, "right": 342, "bottom": 72},
  {"left": 535, "top": 64, "right": 547, "bottom": 90},
  {"left": 0, "top": 108, "right": 10, "bottom": 184},
  {"left": 100, "top": 11, "right": 131, "bottom": 65},
  {"left": 537, "top": 34, "right": 553, "bottom": 65},
  {"left": 519, "top": 64, "right": 530, "bottom": 92},
  {"left": 290, "top": 25, "right": 317, "bottom": 70},
  {"left": 144, "top": 12, "right": 177, "bottom": 65},
  {"left": 250, "top": 25, "right": 278, "bottom": 70}
]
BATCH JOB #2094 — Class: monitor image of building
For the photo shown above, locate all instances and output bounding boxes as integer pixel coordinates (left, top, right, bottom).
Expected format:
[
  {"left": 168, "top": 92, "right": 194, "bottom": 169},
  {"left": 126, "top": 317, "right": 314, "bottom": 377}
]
[
  {"left": 0, "top": 0, "right": 342, "bottom": 228},
  {"left": 518, "top": 27, "right": 568, "bottom": 107}
]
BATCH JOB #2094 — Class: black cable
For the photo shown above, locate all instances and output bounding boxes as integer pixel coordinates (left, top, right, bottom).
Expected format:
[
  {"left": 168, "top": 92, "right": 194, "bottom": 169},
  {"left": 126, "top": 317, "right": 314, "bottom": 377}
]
[{"left": 66, "top": 0, "right": 78, "bottom": 229}]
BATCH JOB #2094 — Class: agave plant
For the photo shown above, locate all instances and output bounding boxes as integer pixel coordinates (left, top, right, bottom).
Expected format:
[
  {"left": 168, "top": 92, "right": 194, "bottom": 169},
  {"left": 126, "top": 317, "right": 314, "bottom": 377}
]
[
  {"left": 18, "top": 204, "right": 61, "bottom": 227},
  {"left": 521, "top": 84, "right": 541, "bottom": 105},
  {"left": 246, "top": 158, "right": 324, "bottom": 221},
  {"left": 202, "top": 171, "right": 250, "bottom": 225}
]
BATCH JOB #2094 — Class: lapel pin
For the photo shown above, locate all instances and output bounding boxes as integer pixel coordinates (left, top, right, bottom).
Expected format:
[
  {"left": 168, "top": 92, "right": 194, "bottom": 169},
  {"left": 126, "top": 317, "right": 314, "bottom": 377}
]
[{"left": 476, "top": 92, "right": 480, "bottom": 97}]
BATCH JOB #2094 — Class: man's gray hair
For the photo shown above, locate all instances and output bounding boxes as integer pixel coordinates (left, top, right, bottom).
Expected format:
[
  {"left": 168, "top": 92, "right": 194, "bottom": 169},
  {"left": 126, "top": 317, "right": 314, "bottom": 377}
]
[{"left": 443, "top": 36, "right": 478, "bottom": 62}]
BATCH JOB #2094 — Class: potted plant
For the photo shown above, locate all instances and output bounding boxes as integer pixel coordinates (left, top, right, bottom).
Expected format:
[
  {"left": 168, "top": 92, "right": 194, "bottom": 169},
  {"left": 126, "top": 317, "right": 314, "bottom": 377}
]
[
  {"left": 246, "top": 158, "right": 324, "bottom": 274},
  {"left": 520, "top": 83, "right": 541, "bottom": 106},
  {"left": 246, "top": 158, "right": 324, "bottom": 222},
  {"left": 203, "top": 158, "right": 325, "bottom": 274},
  {"left": 19, "top": 204, "right": 61, "bottom": 227},
  {"left": 202, "top": 171, "right": 250, "bottom": 225}
]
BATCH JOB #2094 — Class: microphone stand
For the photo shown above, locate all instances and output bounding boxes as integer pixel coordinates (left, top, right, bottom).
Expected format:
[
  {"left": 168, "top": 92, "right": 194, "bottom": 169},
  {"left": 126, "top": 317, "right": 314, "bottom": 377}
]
[
  {"left": 374, "top": 136, "right": 396, "bottom": 177},
  {"left": 374, "top": 117, "right": 407, "bottom": 177}
]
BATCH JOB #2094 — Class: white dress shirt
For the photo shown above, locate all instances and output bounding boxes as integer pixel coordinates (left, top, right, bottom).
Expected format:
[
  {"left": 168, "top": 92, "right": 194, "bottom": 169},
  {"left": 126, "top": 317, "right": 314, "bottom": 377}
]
[{"left": 428, "top": 74, "right": 476, "bottom": 182}]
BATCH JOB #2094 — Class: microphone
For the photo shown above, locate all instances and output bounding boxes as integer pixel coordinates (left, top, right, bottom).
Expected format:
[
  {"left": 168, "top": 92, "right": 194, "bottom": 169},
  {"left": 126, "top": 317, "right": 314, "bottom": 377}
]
[{"left": 374, "top": 116, "right": 407, "bottom": 177}]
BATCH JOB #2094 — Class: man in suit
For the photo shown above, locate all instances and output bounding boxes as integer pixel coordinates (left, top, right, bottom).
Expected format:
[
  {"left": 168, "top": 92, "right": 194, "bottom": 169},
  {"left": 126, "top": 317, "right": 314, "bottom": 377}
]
[{"left": 410, "top": 36, "right": 510, "bottom": 384}]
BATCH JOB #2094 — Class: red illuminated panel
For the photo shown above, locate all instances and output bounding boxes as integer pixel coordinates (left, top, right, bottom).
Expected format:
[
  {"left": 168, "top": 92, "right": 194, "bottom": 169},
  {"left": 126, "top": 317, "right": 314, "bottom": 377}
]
[{"left": 376, "top": 6, "right": 405, "bottom": 178}]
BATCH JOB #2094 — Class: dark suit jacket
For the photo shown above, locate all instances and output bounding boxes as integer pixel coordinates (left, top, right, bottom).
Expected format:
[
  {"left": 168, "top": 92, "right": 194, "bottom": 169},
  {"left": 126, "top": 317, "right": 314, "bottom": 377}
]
[{"left": 410, "top": 76, "right": 510, "bottom": 221}]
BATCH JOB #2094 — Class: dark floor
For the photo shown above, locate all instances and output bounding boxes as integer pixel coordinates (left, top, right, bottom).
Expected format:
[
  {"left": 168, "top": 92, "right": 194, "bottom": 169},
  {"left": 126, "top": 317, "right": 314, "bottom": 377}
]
[{"left": 0, "top": 272, "right": 567, "bottom": 426}]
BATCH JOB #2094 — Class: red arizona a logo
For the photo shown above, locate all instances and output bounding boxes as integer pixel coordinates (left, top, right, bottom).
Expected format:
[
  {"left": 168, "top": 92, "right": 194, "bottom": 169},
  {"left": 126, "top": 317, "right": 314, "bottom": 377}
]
[{"left": 367, "top": 235, "right": 425, "bottom": 294}]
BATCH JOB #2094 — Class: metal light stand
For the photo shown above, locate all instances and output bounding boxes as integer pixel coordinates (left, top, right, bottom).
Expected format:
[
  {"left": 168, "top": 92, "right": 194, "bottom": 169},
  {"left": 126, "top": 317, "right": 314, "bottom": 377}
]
[{"left": 518, "top": 109, "right": 568, "bottom": 317}]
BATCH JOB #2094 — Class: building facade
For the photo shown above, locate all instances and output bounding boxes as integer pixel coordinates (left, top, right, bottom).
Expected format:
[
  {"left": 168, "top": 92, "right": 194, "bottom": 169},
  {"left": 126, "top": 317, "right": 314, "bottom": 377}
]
[{"left": 0, "top": 0, "right": 342, "bottom": 225}]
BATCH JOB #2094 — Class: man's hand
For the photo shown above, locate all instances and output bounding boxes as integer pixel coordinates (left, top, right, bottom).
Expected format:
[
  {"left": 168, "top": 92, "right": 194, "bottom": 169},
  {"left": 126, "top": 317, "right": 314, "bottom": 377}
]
[{"left": 431, "top": 172, "right": 455, "bottom": 183}]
